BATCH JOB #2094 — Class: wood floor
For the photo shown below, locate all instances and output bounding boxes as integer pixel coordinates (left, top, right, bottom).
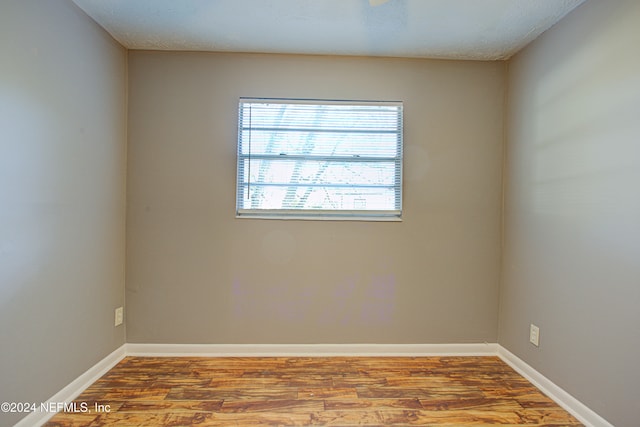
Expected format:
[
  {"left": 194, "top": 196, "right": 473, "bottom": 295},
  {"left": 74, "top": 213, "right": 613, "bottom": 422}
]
[{"left": 44, "top": 356, "right": 582, "bottom": 426}]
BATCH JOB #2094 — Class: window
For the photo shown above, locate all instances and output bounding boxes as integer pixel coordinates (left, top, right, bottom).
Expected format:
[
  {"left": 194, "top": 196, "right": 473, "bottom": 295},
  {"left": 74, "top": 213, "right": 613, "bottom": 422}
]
[{"left": 236, "top": 98, "right": 403, "bottom": 220}]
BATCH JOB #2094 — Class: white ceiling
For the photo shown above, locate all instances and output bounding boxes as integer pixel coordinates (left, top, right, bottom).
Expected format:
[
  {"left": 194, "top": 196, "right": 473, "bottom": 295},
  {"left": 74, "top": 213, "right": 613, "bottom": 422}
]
[{"left": 72, "top": 0, "right": 585, "bottom": 60}]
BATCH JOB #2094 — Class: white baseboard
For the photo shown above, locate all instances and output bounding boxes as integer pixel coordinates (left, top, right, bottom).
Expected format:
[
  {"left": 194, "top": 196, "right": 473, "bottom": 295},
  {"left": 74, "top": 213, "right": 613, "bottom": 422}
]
[
  {"left": 497, "top": 346, "right": 613, "bottom": 427},
  {"left": 125, "top": 342, "right": 498, "bottom": 357},
  {"left": 15, "top": 343, "right": 611, "bottom": 427},
  {"left": 14, "top": 344, "right": 126, "bottom": 427}
]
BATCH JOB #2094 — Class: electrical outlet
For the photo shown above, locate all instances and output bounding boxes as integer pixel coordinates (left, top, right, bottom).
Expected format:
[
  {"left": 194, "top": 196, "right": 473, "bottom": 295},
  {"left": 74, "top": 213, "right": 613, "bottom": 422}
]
[
  {"left": 115, "top": 306, "right": 124, "bottom": 327},
  {"left": 529, "top": 324, "right": 540, "bottom": 347}
]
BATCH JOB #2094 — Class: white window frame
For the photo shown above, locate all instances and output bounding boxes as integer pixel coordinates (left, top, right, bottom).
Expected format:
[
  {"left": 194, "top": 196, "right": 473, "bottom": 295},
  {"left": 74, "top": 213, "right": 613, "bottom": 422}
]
[{"left": 235, "top": 98, "right": 403, "bottom": 221}]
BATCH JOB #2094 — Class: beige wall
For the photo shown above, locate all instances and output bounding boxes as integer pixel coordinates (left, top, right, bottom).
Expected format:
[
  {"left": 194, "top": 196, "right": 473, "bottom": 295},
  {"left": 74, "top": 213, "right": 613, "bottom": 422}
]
[
  {"left": 126, "top": 52, "right": 504, "bottom": 344},
  {"left": 500, "top": 1, "right": 640, "bottom": 425},
  {"left": 0, "top": 1, "right": 127, "bottom": 425}
]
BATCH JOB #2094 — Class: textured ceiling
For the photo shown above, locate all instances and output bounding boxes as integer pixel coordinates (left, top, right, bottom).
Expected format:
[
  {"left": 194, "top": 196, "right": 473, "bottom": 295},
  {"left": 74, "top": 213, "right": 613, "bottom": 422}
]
[{"left": 72, "top": 0, "right": 585, "bottom": 60}]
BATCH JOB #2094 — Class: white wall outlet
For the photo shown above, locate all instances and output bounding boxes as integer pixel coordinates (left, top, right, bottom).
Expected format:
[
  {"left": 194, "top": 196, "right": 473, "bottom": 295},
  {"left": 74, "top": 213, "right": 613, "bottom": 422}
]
[
  {"left": 529, "top": 323, "right": 540, "bottom": 347},
  {"left": 114, "top": 306, "right": 124, "bottom": 327}
]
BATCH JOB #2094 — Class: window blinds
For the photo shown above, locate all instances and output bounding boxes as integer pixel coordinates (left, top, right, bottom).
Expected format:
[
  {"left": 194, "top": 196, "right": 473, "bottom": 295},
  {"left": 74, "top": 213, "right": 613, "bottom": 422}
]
[{"left": 236, "top": 98, "right": 403, "bottom": 220}]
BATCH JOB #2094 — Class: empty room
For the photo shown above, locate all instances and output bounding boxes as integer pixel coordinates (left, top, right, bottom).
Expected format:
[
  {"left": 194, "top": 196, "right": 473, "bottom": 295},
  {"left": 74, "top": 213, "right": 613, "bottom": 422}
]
[{"left": 1, "top": 0, "right": 638, "bottom": 426}]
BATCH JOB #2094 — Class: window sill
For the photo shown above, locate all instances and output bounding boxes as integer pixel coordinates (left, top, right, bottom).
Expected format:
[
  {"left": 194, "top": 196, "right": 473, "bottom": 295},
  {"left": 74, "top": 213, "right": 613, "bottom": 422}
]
[{"left": 235, "top": 214, "right": 402, "bottom": 222}]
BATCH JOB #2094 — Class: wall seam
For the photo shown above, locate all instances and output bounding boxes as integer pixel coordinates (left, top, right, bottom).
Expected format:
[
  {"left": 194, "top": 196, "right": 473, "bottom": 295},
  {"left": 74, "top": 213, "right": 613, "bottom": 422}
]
[{"left": 496, "top": 58, "right": 510, "bottom": 345}]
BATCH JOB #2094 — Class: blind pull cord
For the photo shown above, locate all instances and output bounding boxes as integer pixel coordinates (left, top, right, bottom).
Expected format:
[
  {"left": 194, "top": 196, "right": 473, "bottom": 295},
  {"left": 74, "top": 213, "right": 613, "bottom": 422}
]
[{"left": 247, "top": 104, "right": 251, "bottom": 200}]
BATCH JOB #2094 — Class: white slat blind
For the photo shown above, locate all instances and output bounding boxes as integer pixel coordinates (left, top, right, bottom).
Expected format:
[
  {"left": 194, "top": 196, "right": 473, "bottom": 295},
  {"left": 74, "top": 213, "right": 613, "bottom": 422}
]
[{"left": 236, "top": 98, "right": 403, "bottom": 220}]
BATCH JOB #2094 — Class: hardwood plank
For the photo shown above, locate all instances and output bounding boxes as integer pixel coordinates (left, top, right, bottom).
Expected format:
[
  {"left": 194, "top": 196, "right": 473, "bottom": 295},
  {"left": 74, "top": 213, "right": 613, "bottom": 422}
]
[
  {"left": 297, "top": 387, "right": 359, "bottom": 399},
  {"left": 209, "top": 376, "right": 333, "bottom": 388},
  {"left": 309, "top": 409, "right": 385, "bottom": 425},
  {"left": 380, "top": 409, "right": 524, "bottom": 425},
  {"left": 220, "top": 399, "right": 324, "bottom": 413},
  {"left": 419, "top": 397, "right": 523, "bottom": 412},
  {"left": 86, "top": 412, "right": 214, "bottom": 427},
  {"left": 331, "top": 375, "right": 388, "bottom": 387},
  {"left": 206, "top": 411, "right": 313, "bottom": 426},
  {"left": 117, "top": 400, "right": 224, "bottom": 412},
  {"left": 324, "top": 398, "right": 423, "bottom": 411},
  {"left": 165, "top": 387, "right": 298, "bottom": 401},
  {"left": 357, "top": 387, "right": 485, "bottom": 399},
  {"left": 516, "top": 408, "right": 585, "bottom": 425},
  {"left": 386, "top": 375, "right": 482, "bottom": 387},
  {"left": 43, "top": 413, "right": 100, "bottom": 427},
  {"left": 76, "top": 387, "right": 171, "bottom": 401}
]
